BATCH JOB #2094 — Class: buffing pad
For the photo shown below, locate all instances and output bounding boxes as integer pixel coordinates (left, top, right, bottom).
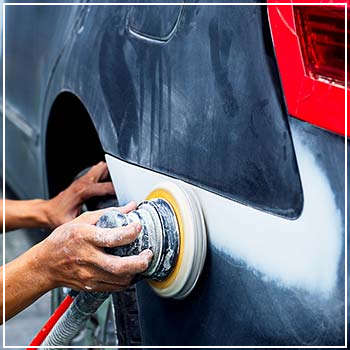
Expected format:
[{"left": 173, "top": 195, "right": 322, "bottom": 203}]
[{"left": 146, "top": 182, "right": 207, "bottom": 299}]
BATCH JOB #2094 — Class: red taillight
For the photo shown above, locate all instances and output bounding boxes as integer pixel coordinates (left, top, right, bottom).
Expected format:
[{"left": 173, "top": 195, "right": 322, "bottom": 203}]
[
  {"left": 294, "top": 6, "right": 348, "bottom": 87},
  {"left": 268, "top": 3, "right": 348, "bottom": 136}
]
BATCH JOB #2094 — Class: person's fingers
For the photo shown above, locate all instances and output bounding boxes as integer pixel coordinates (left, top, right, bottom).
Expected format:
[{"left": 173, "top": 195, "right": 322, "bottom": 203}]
[
  {"left": 93, "top": 249, "right": 153, "bottom": 275},
  {"left": 84, "top": 161, "right": 109, "bottom": 182},
  {"left": 99, "top": 163, "right": 109, "bottom": 181},
  {"left": 118, "top": 201, "right": 137, "bottom": 214},
  {"left": 81, "top": 182, "right": 115, "bottom": 200},
  {"left": 78, "top": 264, "right": 134, "bottom": 287},
  {"left": 74, "top": 221, "right": 141, "bottom": 246},
  {"left": 73, "top": 208, "right": 119, "bottom": 225},
  {"left": 92, "top": 223, "right": 142, "bottom": 248},
  {"left": 74, "top": 203, "right": 138, "bottom": 226}
]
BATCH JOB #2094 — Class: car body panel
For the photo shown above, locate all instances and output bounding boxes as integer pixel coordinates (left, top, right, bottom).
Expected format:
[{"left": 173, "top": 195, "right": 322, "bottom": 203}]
[
  {"left": 5, "top": 4, "right": 304, "bottom": 218},
  {"left": 3, "top": 3, "right": 81, "bottom": 198},
  {"left": 98, "top": 4, "right": 303, "bottom": 219},
  {"left": 106, "top": 116, "right": 345, "bottom": 345}
]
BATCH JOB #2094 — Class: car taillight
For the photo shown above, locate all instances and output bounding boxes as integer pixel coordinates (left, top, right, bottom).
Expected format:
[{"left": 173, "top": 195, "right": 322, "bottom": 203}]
[
  {"left": 294, "top": 5, "right": 348, "bottom": 87},
  {"left": 268, "top": 3, "right": 348, "bottom": 136}
]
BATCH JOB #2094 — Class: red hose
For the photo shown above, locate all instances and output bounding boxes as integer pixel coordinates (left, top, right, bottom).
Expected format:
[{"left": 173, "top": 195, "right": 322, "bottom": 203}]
[{"left": 27, "top": 295, "right": 74, "bottom": 349}]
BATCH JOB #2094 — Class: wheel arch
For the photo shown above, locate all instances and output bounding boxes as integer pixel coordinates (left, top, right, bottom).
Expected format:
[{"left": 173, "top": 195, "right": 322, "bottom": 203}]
[{"left": 45, "top": 91, "right": 105, "bottom": 198}]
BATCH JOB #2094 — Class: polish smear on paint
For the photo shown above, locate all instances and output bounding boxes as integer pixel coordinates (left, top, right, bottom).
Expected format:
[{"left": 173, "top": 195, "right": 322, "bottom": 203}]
[
  {"left": 200, "top": 132, "right": 342, "bottom": 296},
  {"left": 106, "top": 131, "right": 342, "bottom": 296}
]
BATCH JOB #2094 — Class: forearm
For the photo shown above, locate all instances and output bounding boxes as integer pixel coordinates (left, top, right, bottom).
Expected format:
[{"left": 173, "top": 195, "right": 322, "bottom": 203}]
[
  {"left": 0, "top": 162, "right": 115, "bottom": 232},
  {"left": 0, "top": 206, "right": 152, "bottom": 324},
  {"left": 0, "top": 199, "right": 50, "bottom": 231},
  {"left": 0, "top": 241, "right": 54, "bottom": 323}
]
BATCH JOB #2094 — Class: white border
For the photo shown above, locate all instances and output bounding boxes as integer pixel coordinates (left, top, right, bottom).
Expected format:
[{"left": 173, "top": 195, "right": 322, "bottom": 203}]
[{"left": 1, "top": 2, "right": 348, "bottom": 349}]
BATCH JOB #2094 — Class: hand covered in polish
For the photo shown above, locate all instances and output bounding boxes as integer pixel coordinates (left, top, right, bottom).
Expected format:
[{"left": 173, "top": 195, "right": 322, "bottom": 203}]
[{"left": 39, "top": 202, "right": 153, "bottom": 292}]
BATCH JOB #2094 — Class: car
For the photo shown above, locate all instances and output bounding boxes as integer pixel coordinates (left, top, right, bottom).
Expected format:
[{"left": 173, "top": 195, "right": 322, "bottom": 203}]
[{"left": 1, "top": 0, "right": 347, "bottom": 346}]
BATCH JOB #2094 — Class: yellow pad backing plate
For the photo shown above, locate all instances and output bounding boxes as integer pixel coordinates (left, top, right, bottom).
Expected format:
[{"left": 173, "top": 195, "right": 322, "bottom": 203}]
[{"left": 146, "top": 189, "right": 184, "bottom": 289}]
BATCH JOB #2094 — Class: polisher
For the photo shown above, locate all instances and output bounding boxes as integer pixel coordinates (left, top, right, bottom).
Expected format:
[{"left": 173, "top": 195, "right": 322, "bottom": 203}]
[
  {"left": 29, "top": 181, "right": 207, "bottom": 348},
  {"left": 101, "top": 181, "right": 207, "bottom": 298}
]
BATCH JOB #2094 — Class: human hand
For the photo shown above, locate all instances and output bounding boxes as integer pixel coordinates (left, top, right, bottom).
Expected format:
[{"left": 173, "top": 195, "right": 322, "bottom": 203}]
[
  {"left": 38, "top": 202, "right": 153, "bottom": 292},
  {"left": 44, "top": 161, "right": 115, "bottom": 229}
]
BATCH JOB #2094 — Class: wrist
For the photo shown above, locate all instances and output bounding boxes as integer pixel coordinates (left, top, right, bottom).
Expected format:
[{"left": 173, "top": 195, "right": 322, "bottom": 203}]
[
  {"left": 34, "top": 199, "right": 53, "bottom": 229},
  {"left": 30, "top": 240, "right": 58, "bottom": 291}
]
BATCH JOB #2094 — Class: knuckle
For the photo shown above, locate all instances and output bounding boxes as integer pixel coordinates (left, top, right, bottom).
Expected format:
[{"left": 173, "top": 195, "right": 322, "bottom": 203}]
[
  {"left": 84, "top": 271, "right": 93, "bottom": 283},
  {"left": 76, "top": 269, "right": 88, "bottom": 282},
  {"left": 72, "top": 181, "right": 82, "bottom": 193},
  {"left": 74, "top": 182, "right": 88, "bottom": 197},
  {"left": 69, "top": 227, "right": 79, "bottom": 241},
  {"left": 70, "top": 226, "right": 83, "bottom": 241},
  {"left": 66, "top": 254, "right": 77, "bottom": 265}
]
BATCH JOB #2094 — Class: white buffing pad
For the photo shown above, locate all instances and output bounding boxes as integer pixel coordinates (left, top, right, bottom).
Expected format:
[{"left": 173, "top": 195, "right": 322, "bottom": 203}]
[{"left": 147, "top": 181, "right": 207, "bottom": 299}]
